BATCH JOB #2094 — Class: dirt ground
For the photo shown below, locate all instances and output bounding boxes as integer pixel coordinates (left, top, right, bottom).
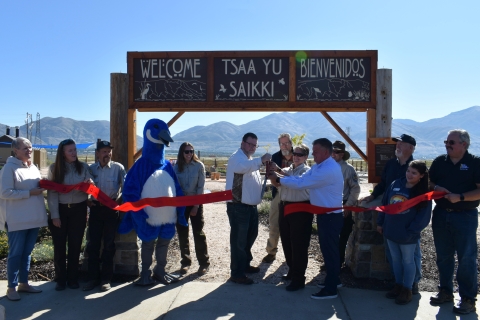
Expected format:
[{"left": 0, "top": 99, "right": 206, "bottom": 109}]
[{"left": 2, "top": 173, "right": 479, "bottom": 293}]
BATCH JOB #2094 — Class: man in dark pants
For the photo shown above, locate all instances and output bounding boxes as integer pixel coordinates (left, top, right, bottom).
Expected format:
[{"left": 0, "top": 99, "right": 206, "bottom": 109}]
[
  {"left": 83, "top": 141, "right": 126, "bottom": 292},
  {"left": 429, "top": 129, "right": 480, "bottom": 315},
  {"left": 361, "top": 134, "right": 422, "bottom": 294},
  {"left": 331, "top": 141, "right": 360, "bottom": 269},
  {"left": 270, "top": 138, "right": 344, "bottom": 300},
  {"left": 262, "top": 133, "right": 294, "bottom": 263}
]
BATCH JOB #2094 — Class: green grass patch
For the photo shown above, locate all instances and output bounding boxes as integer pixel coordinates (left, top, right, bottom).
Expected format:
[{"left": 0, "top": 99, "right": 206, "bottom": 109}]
[{"left": 0, "top": 231, "right": 8, "bottom": 259}]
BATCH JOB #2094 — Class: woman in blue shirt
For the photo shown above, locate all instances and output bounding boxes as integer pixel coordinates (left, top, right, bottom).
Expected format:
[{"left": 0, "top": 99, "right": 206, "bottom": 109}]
[{"left": 377, "top": 160, "right": 432, "bottom": 305}]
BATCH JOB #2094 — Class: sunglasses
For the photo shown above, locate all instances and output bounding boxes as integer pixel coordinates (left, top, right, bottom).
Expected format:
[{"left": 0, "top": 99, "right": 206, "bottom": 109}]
[
  {"left": 444, "top": 140, "right": 461, "bottom": 145},
  {"left": 293, "top": 152, "right": 306, "bottom": 157},
  {"left": 60, "top": 139, "right": 74, "bottom": 146},
  {"left": 184, "top": 150, "right": 195, "bottom": 154}
]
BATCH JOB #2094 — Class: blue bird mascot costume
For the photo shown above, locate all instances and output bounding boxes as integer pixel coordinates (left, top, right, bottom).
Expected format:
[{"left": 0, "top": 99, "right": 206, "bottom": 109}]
[{"left": 119, "top": 119, "right": 187, "bottom": 285}]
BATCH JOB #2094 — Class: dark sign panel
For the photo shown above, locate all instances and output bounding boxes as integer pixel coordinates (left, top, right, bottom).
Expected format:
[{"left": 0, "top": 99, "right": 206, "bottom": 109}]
[
  {"left": 374, "top": 144, "right": 396, "bottom": 176},
  {"left": 296, "top": 57, "right": 371, "bottom": 102},
  {"left": 214, "top": 58, "right": 289, "bottom": 101},
  {"left": 133, "top": 58, "right": 207, "bottom": 101}
]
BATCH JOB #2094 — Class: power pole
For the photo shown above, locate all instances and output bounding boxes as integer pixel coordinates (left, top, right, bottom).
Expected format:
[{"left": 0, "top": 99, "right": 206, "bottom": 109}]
[
  {"left": 34, "top": 113, "right": 41, "bottom": 144},
  {"left": 25, "top": 113, "right": 34, "bottom": 141}
]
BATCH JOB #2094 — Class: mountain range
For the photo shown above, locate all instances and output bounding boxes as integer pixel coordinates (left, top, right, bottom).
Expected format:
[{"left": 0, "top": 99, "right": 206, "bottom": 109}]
[{"left": 1, "top": 106, "right": 479, "bottom": 158}]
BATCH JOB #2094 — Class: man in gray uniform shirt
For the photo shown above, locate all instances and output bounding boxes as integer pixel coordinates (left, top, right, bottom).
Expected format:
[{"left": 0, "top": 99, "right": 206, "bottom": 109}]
[{"left": 83, "top": 141, "right": 126, "bottom": 292}]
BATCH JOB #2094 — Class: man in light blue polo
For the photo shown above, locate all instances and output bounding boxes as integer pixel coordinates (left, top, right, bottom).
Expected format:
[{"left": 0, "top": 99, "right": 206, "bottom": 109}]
[{"left": 269, "top": 138, "right": 343, "bottom": 299}]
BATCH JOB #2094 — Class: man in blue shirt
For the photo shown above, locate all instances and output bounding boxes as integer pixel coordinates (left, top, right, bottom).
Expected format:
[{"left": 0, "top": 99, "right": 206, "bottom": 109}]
[{"left": 269, "top": 138, "right": 343, "bottom": 299}]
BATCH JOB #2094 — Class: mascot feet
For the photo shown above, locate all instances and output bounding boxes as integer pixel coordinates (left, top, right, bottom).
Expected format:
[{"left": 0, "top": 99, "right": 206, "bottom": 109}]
[
  {"left": 134, "top": 271, "right": 155, "bottom": 286},
  {"left": 153, "top": 272, "right": 181, "bottom": 285}
]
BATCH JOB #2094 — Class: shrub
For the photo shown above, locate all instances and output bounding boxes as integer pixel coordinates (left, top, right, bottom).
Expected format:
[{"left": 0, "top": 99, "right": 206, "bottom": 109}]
[
  {"left": 0, "top": 231, "right": 8, "bottom": 259},
  {"left": 31, "top": 239, "right": 54, "bottom": 262},
  {"left": 262, "top": 189, "right": 272, "bottom": 201},
  {"left": 257, "top": 200, "right": 271, "bottom": 215}
]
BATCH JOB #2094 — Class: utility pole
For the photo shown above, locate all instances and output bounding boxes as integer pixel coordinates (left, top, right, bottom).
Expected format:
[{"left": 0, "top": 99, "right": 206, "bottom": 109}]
[
  {"left": 25, "top": 113, "right": 34, "bottom": 141},
  {"left": 34, "top": 113, "right": 41, "bottom": 144}
]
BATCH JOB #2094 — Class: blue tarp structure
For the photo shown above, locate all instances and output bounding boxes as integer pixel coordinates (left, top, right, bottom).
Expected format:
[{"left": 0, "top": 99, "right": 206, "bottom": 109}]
[{"left": 0, "top": 142, "right": 95, "bottom": 149}]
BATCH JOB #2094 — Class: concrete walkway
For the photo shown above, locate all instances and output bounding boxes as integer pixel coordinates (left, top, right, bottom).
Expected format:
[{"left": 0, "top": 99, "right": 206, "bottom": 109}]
[{"left": 0, "top": 280, "right": 478, "bottom": 319}]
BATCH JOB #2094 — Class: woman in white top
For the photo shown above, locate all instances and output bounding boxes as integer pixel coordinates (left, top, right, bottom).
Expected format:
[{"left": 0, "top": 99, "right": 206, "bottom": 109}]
[{"left": 0, "top": 137, "right": 47, "bottom": 301}]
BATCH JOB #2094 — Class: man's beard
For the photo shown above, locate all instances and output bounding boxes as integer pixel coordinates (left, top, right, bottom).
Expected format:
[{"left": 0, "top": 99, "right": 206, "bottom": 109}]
[
  {"left": 395, "top": 149, "right": 402, "bottom": 158},
  {"left": 281, "top": 149, "right": 290, "bottom": 156}
]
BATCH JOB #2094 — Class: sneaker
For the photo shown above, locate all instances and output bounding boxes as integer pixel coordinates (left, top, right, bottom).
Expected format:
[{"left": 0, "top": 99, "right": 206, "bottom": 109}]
[
  {"left": 262, "top": 254, "right": 276, "bottom": 263},
  {"left": 412, "top": 282, "right": 419, "bottom": 295},
  {"left": 311, "top": 289, "right": 338, "bottom": 300},
  {"left": 286, "top": 282, "right": 305, "bottom": 292},
  {"left": 100, "top": 281, "right": 111, "bottom": 292},
  {"left": 453, "top": 298, "right": 476, "bottom": 314},
  {"left": 82, "top": 280, "right": 100, "bottom": 291},
  {"left": 395, "top": 287, "right": 413, "bottom": 305},
  {"left": 179, "top": 265, "right": 190, "bottom": 275},
  {"left": 316, "top": 281, "right": 343, "bottom": 289},
  {"left": 6, "top": 289, "right": 21, "bottom": 301},
  {"left": 385, "top": 283, "right": 403, "bottom": 299},
  {"left": 245, "top": 266, "right": 260, "bottom": 273},
  {"left": 430, "top": 288, "right": 454, "bottom": 305},
  {"left": 17, "top": 283, "right": 42, "bottom": 293},
  {"left": 229, "top": 276, "right": 254, "bottom": 285},
  {"left": 198, "top": 265, "right": 210, "bottom": 275}
]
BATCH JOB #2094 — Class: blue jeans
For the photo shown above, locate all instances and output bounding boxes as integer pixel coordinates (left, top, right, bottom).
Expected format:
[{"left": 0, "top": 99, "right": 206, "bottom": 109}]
[
  {"left": 7, "top": 228, "right": 40, "bottom": 288},
  {"left": 317, "top": 213, "right": 343, "bottom": 293},
  {"left": 385, "top": 236, "right": 422, "bottom": 283},
  {"left": 226, "top": 203, "right": 258, "bottom": 278},
  {"left": 432, "top": 206, "right": 478, "bottom": 299},
  {"left": 387, "top": 240, "right": 416, "bottom": 288}
]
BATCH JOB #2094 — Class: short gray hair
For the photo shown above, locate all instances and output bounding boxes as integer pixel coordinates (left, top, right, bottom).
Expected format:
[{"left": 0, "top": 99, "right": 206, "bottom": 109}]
[
  {"left": 12, "top": 137, "right": 32, "bottom": 149},
  {"left": 277, "top": 133, "right": 292, "bottom": 145},
  {"left": 448, "top": 129, "right": 470, "bottom": 149}
]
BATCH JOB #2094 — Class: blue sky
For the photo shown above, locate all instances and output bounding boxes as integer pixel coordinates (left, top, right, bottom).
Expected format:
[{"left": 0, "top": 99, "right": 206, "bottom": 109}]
[{"left": 1, "top": 0, "right": 478, "bottom": 136}]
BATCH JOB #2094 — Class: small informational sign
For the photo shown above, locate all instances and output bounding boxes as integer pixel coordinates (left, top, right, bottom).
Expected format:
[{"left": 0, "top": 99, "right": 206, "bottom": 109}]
[
  {"left": 296, "top": 57, "right": 372, "bottom": 102},
  {"left": 132, "top": 58, "right": 208, "bottom": 102},
  {"left": 367, "top": 138, "right": 396, "bottom": 183},
  {"left": 214, "top": 58, "right": 289, "bottom": 101}
]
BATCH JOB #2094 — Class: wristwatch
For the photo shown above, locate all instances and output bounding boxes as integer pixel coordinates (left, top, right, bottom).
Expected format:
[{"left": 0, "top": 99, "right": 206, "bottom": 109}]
[{"left": 460, "top": 193, "right": 465, "bottom": 201}]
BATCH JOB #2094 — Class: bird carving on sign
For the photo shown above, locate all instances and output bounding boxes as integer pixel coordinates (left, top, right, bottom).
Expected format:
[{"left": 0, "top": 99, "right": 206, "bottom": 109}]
[
  {"left": 141, "top": 83, "right": 151, "bottom": 100},
  {"left": 279, "top": 78, "right": 285, "bottom": 85},
  {"left": 313, "top": 87, "right": 321, "bottom": 99},
  {"left": 219, "top": 84, "right": 227, "bottom": 93}
]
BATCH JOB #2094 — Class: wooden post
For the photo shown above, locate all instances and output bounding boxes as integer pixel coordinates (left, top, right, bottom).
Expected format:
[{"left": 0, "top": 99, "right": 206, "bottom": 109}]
[
  {"left": 348, "top": 69, "right": 393, "bottom": 280},
  {"left": 110, "top": 73, "right": 129, "bottom": 168},
  {"left": 109, "top": 72, "right": 139, "bottom": 276}
]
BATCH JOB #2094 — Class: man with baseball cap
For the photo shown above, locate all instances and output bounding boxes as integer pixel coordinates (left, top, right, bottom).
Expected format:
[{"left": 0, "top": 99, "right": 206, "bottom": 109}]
[
  {"left": 83, "top": 140, "right": 126, "bottom": 292},
  {"left": 331, "top": 141, "right": 360, "bottom": 270},
  {"left": 361, "top": 133, "right": 422, "bottom": 294}
]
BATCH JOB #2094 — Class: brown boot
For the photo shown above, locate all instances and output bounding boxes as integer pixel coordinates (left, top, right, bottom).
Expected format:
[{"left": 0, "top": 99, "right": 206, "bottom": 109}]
[
  {"left": 385, "top": 283, "right": 403, "bottom": 299},
  {"left": 395, "top": 286, "right": 413, "bottom": 305}
]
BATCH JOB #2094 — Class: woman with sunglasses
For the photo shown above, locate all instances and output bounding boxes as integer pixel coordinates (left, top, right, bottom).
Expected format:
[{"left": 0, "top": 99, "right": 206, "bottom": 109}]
[
  {"left": 173, "top": 142, "right": 210, "bottom": 275},
  {"left": 47, "top": 138, "right": 93, "bottom": 291},
  {"left": 377, "top": 160, "right": 432, "bottom": 305},
  {"left": 270, "top": 144, "right": 312, "bottom": 292}
]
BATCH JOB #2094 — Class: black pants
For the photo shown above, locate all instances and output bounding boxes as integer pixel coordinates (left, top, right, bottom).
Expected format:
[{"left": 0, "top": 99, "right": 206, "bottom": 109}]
[
  {"left": 49, "top": 201, "right": 88, "bottom": 284},
  {"left": 176, "top": 205, "right": 209, "bottom": 267},
  {"left": 338, "top": 214, "right": 354, "bottom": 266},
  {"left": 85, "top": 203, "right": 119, "bottom": 282},
  {"left": 278, "top": 201, "right": 313, "bottom": 284}
]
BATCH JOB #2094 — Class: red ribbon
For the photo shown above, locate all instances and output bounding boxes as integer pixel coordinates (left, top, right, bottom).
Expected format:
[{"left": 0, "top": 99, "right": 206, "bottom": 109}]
[
  {"left": 40, "top": 180, "right": 232, "bottom": 212},
  {"left": 283, "top": 191, "right": 447, "bottom": 216}
]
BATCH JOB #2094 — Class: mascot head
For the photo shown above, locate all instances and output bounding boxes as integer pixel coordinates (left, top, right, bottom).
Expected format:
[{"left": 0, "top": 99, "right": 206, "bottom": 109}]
[{"left": 143, "top": 119, "right": 174, "bottom": 164}]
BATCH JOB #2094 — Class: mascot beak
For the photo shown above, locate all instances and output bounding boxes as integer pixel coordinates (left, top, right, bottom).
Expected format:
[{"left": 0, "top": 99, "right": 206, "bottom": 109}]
[{"left": 158, "top": 129, "right": 174, "bottom": 147}]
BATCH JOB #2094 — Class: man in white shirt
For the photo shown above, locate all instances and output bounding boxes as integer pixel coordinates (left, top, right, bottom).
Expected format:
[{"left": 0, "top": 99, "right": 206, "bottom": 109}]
[
  {"left": 226, "top": 132, "right": 271, "bottom": 285},
  {"left": 269, "top": 138, "right": 344, "bottom": 299}
]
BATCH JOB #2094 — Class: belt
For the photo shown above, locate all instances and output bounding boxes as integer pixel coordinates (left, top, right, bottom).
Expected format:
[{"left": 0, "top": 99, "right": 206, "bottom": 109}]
[
  {"left": 59, "top": 200, "right": 87, "bottom": 209},
  {"left": 228, "top": 202, "right": 257, "bottom": 208},
  {"left": 280, "top": 200, "right": 309, "bottom": 205},
  {"left": 443, "top": 207, "right": 477, "bottom": 212}
]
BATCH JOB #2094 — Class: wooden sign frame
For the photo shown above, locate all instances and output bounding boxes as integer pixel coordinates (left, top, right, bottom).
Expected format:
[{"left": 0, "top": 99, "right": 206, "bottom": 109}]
[{"left": 127, "top": 50, "right": 377, "bottom": 112}]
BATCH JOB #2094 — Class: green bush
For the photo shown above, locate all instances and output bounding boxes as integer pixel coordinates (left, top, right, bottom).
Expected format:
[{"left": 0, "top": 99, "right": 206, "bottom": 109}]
[
  {"left": 257, "top": 200, "right": 271, "bottom": 215},
  {"left": 262, "top": 189, "right": 272, "bottom": 201},
  {"left": 31, "top": 239, "right": 54, "bottom": 262},
  {"left": 0, "top": 231, "right": 8, "bottom": 259}
]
